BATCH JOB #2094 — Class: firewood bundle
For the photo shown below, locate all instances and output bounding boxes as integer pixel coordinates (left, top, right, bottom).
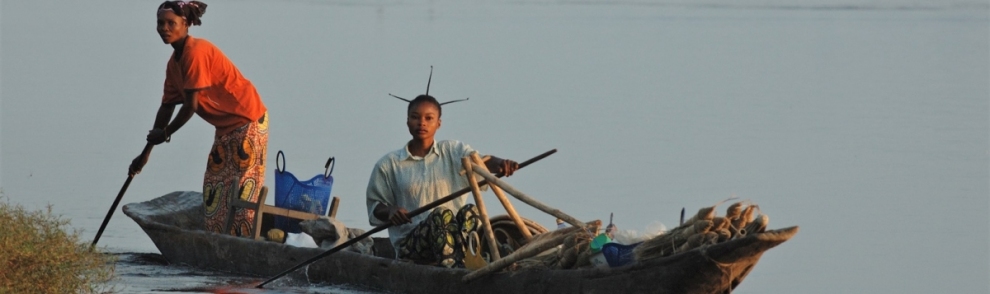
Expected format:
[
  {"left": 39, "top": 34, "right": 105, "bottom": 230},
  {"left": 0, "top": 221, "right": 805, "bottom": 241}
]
[
  {"left": 508, "top": 220, "right": 602, "bottom": 271},
  {"left": 633, "top": 202, "right": 768, "bottom": 262}
]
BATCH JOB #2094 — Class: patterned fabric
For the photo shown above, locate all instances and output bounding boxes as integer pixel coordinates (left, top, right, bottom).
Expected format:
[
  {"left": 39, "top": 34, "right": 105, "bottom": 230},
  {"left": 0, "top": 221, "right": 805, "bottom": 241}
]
[
  {"left": 396, "top": 204, "right": 479, "bottom": 268},
  {"left": 202, "top": 112, "right": 269, "bottom": 236}
]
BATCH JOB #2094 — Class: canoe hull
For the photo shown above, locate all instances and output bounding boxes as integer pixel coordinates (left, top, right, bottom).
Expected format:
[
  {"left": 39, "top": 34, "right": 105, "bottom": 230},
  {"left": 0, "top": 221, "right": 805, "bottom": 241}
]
[{"left": 123, "top": 191, "right": 797, "bottom": 294}]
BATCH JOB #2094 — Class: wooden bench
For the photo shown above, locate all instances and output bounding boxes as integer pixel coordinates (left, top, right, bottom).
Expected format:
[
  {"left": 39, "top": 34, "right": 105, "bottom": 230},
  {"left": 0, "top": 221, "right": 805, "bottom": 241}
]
[{"left": 225, "top": 186, "right": 340, "bottom": 240}]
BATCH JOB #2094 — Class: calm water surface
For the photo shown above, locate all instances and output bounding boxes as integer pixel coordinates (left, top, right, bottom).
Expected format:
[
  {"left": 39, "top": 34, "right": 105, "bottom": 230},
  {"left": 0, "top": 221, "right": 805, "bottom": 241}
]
[{"left": 2, "top": 0, "right": 987, "bottom": 293}]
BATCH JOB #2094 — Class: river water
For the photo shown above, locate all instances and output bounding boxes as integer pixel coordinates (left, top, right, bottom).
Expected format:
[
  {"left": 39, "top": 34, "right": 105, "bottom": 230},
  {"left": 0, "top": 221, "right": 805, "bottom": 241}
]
[{"left": 2, "top": 0, "right": 987, "bottom": 293}]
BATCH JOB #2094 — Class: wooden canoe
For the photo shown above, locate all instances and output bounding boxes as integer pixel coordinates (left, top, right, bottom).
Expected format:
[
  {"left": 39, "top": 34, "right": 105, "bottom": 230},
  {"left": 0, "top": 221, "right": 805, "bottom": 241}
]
[{"left": 122, "top": 191, "right": 798, "bottom": 294}]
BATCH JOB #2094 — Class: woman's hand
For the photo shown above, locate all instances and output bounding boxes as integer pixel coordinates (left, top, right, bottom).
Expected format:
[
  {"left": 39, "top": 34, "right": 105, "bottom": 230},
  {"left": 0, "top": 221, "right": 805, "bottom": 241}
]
[
  {"left": 374, "top": 203, "right": 411, "bottom": 226},
  {"left": 146, "top": 128, "right": 169, "bottom": 145},
  {"left": 129, "top": 152, "right": 150, "bottom": 176},
  {"left": 494, "top": 158, "right": 519, "bottom": 177},
  {"left": 387, "top": 206, "right": 412, "bottom": 226}
]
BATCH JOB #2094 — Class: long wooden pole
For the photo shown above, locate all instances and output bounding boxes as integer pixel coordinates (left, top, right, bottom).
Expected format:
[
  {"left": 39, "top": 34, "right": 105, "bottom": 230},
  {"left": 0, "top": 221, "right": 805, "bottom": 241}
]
[
  {"left": 256, "top": 149, "right": 557, "bottom": 288},
  {"left": 469, "top": 152, "right": 533, "bottom": 241},
  {"left": 92, "top": 143, "right": 153, "bottom": 249},
  {"left": 463, "top": 157, "right": 501, "bottom": 261},
  {"left": 470, "top": 163, "right": 585, "bottom": 230}
]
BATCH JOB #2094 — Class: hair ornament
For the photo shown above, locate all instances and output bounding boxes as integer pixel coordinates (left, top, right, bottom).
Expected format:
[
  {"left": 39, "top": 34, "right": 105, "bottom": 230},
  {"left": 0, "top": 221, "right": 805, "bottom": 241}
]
[{"left": 387, "top": 66, "right": 470, "bottom": 106}]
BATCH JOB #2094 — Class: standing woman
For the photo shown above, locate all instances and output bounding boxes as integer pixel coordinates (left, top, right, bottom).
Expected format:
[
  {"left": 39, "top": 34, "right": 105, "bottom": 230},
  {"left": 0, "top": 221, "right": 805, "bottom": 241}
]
[{"left": 130, "top": 1, "right": 269, "bottom": 237}]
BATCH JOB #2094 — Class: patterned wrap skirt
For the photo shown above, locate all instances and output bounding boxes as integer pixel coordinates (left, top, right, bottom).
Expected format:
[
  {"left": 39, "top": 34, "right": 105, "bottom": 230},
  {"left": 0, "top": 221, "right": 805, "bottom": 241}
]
[
  {"left": 396, "top": 204, "right": 480, "bottom": 268},
  {"left": 202, "top": 112, "right": 269, "bottom": 236}
]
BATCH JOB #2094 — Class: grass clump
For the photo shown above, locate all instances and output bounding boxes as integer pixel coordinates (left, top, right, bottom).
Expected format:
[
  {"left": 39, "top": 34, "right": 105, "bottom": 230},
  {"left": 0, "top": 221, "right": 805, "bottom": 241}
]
[{"left": 0, "top": 194, "right": 116, "bottom": 293}]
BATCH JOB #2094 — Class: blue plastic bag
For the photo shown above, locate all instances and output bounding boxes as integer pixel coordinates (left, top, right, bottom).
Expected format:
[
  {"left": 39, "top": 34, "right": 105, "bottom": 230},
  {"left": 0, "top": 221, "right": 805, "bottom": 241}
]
[
  {"left": 602, "top": 242, "right": 641, "bottom": 267},
  {"left": 272, "top": 151, "right": 334, "bottom": 233}
]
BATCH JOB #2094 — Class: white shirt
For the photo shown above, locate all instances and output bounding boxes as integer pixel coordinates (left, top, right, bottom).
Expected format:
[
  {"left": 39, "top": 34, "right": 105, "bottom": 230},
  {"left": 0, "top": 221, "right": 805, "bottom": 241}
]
[{"left": 366, "top": 140, "right": 479, "bottom": 248}]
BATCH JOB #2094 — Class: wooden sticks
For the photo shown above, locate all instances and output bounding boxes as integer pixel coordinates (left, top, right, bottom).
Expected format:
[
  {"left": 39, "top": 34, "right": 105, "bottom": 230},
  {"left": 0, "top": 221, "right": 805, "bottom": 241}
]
[
  {"left": 463, "top": 220, "right": 601, "bottom": 282},
  {"left": 469, "top": 162, "right": 586, "bottom": 231},
  {"left": 469, "top": 152, "right": 533, "bottom": 241},
  {"left": 463, "top": 157, "right": 502, "bottom": 262}
]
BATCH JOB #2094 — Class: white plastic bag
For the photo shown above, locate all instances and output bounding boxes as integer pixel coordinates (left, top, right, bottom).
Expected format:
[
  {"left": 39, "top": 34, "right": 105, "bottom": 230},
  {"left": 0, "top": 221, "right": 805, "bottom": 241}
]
[
  {"left": 611, "top": 221, "right": 667, "bottom": 245},
  {"left": 284, "top": 232, "right": 319, "bottom": 248}
]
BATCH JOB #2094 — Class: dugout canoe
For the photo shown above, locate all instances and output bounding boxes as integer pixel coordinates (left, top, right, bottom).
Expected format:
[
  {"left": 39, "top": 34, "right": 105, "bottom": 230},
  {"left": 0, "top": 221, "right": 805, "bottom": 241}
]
[{"left": 122, "top": 191, "right": 798, "bottom": 294}]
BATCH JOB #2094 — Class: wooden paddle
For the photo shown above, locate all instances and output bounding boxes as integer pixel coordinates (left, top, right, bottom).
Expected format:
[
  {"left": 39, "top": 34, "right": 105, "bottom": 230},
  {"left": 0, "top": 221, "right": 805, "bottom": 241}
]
[
  {"left": 92, "top": 143, "right": 153, "bottom": 249},
  {"left": 256, "top": 148, "right": 557, "bottom": 288}
]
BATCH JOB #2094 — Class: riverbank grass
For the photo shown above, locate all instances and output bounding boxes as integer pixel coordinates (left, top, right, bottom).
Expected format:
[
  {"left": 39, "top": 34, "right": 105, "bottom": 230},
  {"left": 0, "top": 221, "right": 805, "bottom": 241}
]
[{"left": 1, "top": 195, "right": 116, "bottom": 293}]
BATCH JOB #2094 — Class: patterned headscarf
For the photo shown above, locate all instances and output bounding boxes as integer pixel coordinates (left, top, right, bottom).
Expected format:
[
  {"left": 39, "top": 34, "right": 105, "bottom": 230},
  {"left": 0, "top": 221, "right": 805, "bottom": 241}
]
[{"left": 157, "top": 1, "right": 199, "bottom": 15}]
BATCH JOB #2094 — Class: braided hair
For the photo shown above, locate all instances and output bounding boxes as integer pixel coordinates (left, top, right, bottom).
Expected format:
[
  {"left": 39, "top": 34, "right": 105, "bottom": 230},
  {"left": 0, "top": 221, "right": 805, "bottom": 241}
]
[
  {"left": 408, "top": 95, "right": 443, "bottom": 118},
  {"left": 157, "top": 1, "right": 208, "bottom": 26}
]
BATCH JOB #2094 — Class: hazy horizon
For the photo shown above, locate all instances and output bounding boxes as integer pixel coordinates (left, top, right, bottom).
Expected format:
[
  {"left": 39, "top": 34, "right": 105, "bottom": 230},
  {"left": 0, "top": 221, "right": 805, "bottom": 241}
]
[{"left": 2, "top": 0, "right": 987, "bottom": 293}]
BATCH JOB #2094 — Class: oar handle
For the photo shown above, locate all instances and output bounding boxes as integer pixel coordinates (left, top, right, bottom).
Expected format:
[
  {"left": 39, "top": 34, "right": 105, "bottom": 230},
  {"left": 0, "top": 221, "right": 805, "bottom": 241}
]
[{"left": 256, "top": 148, "right": 557, "bottom": 288}]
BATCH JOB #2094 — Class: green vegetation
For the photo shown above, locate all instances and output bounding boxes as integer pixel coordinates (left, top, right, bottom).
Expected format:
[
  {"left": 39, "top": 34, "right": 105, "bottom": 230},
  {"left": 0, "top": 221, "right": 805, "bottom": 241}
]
[{"left": 1, "top": 193, "right": 116, "bottom": 293}]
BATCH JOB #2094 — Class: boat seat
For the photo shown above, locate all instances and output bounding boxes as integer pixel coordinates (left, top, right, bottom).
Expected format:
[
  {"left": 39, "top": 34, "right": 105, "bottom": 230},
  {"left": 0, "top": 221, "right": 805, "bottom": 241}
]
[{"left": 225, "top": 185, "right": 340, "bottom": 240}]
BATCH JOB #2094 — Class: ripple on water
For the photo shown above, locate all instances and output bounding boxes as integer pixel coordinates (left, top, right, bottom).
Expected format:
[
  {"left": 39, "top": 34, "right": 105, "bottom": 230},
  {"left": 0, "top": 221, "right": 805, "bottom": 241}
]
[{"left": 109, "top": 253, "right": 377, "bottom": 294}]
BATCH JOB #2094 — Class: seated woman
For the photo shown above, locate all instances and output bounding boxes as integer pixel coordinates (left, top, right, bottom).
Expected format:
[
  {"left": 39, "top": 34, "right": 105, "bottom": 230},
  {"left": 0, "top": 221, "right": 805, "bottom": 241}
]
[{"left": 366, "top": 95, "right": 518, "bottom": 268}]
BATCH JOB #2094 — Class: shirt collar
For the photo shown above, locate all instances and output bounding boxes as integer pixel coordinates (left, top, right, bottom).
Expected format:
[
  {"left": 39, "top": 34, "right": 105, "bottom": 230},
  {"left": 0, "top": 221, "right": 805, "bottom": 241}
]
[
  {"left": 170, "top": 35, "right": 195, "bottom": 64},
  {"left": 402, "top": 140, "right": 440, "bottom": 161}
]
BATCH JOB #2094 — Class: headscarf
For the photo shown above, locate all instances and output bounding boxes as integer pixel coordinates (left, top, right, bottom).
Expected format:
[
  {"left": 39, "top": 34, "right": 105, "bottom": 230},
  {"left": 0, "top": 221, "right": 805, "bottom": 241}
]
[{"left": 157, "top": 1, "right": 199, "bottom": 15}]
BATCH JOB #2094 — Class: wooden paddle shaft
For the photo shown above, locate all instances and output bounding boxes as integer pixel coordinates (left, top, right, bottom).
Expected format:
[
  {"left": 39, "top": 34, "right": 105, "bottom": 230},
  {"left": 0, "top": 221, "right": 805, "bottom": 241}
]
[
  {"left": 469, "top": 152, "right": 533, "bottom": 241},
  {"left": 92, "top": 143, "right": 153, "bottom": 249},
  {"left": 470, "top": 163, "right": 586, "bottom": 230},
  {"left": 463, "top": 157, "right": 502, "bottom": 261},
  {"left": 91, "top": 174, "right": 134, "bottom": 249}
]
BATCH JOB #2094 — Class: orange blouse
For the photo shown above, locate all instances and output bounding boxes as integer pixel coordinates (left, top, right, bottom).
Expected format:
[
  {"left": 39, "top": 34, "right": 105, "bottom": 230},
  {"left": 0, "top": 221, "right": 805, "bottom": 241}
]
[{"left": 162, "top": 36, "right": 267, "bottom": 136}]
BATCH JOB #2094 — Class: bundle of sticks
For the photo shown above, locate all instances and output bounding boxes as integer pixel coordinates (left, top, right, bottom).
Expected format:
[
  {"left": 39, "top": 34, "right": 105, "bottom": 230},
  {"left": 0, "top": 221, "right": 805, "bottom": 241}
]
[
  {"left": 510, "top": 220, "right": 602, "bottom": 271},
  {"left": 460, "top": 153, "right": 599, "bottom": 282},
  {"left": 463, "top": 220, "right": 601, "bottom": 281},
  {"left": 633, "top": 202, "right": 769, "bottom": 262},
  {"left": 459, "top": 153, "right": 777, "bottom": 280}
]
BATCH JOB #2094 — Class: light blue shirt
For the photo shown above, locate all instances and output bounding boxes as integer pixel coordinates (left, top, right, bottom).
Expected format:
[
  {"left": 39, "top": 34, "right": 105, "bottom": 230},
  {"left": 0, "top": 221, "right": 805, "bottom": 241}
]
[{"left": 366, "top": 140, "right": 479, "bottom": 248}]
